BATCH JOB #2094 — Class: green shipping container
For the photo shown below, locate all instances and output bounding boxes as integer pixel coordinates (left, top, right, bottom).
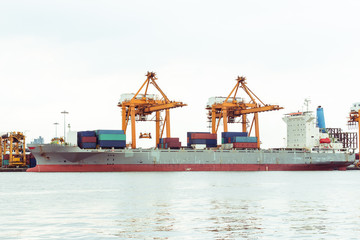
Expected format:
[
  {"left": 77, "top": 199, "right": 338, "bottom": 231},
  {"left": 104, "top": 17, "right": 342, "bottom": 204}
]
[{"left": 97, "top": 134, "right": 126, "bottom": 141}]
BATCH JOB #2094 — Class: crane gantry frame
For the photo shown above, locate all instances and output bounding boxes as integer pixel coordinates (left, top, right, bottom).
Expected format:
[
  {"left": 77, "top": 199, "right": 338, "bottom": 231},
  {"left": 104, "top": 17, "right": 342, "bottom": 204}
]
[
  {"left": 206, "top": 76, "right": 283, "bottom": 149},
  {"left": 118, "top": 72, "right": 186, "bottom": 149},
  {"left": 0, "top": 132, "right": 26, "bottom": 167},
  {"left": 349, "top": 109, "right": 360, "bottom": 156}
]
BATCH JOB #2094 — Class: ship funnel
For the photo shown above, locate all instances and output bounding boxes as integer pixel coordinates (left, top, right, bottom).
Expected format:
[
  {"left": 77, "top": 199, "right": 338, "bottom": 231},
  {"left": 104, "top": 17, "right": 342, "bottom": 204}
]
[{"left": 316, "top": 106, "right": 326, "bottom": 133}]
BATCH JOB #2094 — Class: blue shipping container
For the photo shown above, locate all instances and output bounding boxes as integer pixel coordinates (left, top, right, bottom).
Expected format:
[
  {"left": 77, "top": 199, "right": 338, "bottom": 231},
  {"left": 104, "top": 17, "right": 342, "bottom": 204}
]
[
  {"left": 78, "top": 131, "right": 96, "bottom": 137},
  {"left": 98, "top": 140, "right": 126, "bottom": 148},
  {"left": 232, "top": 136, "right": 258, "bottom": 143},
  {"left": 221, "top": 132, "right": 248, "bottom": 138},
  {"left": 2, "top": 159, "right": 9, "bottom": 166},
  {"left": 96, "top": 130, "right": 125, "bottom": 135},
  {"left": 80, "top": 142, "right": 97, "bottom": 149},
  {"left": 189, "top": 139, "right": 206, "bottom": 144},
  {"left": 189, "top": 139, "right": 217, "bottom": 145}
]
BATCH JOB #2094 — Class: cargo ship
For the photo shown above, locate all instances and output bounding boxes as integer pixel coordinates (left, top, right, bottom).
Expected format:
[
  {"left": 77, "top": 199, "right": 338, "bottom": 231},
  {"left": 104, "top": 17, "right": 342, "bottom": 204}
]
[
  {"left": 27, "top": 105, "right": 355, "bottom": 172},
  {"left": 27, "top": 73, "right": 357, "bottom": 172}
]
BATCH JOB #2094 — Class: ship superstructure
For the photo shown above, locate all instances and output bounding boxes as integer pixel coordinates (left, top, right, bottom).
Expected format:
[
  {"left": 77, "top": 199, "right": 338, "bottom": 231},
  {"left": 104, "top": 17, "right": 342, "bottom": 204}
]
[{"left": 283, "top": 106, "right": 344, "bottom": 150}]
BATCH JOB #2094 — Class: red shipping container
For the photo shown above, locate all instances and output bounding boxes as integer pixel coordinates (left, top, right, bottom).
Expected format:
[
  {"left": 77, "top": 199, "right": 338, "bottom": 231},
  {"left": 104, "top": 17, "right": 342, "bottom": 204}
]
[
  {"left": 81, "top": 136, "right": 97, "bottom": 143},
  {"left": 233, "top": 142, "right": 257, "bottom": 149},
  {"left": 163, "top": 138, "right": 180, "bottom": 144},
  {"left": 191, "top": 133, "right": 217, "bottom": 140},
  {"left": 168, "top": 142, "right": 182, "bottom": 148}
]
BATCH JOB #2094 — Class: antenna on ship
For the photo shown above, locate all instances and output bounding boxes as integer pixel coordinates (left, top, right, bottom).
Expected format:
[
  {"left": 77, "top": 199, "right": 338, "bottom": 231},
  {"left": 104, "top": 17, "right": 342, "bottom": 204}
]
[
  {"left": 61, "top": 110, "right": 69, "bottom": 144},
  {"left": 304, "top": 98, "right": 311, "bottom": 112}
]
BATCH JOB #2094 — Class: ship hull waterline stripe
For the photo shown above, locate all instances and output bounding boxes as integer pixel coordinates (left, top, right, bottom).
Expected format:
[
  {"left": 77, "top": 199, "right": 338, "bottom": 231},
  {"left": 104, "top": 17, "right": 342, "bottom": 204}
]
[{"left": 27, "top": 163, "right": 350, "bottom": 172}]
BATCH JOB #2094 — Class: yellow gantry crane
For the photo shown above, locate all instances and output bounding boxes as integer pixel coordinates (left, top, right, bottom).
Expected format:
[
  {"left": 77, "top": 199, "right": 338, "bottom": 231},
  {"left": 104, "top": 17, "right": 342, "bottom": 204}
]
[
  {"left": 0, "top": 132, "right": 26, "bottom": 167},
  {"left": 118, "top": 72, "right": 187, "bottom": 149},
  {"left": 206, "top": 76, "right": 283, "bottom": 149}
]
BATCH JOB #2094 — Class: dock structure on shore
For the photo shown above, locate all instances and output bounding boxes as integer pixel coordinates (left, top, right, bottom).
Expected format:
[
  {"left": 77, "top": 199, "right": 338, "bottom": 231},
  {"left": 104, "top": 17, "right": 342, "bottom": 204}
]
[{"left": 0, "top": 167, "right": 27, "bottom": 172}]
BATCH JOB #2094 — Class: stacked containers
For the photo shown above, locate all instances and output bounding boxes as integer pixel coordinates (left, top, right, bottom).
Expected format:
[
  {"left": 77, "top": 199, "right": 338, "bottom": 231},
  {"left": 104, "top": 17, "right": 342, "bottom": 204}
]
[
  {"left": 158, "top": 138, "right": 181, "bottom": 149},
  {"left": 187, "top": 132, "right": 217, "bottom": 148},
  {"left": 96, "top": 130, "right": 126, "bottom": 149},
  {"left": 221, "top": 132, "right": 258, "bottom": 149},
  {"left": 221, "top": 132, "right": 248, "bottom": 144},
  {"left": 77, "top": 131, "right": 97, "bottom": 149},
  {"left": 2, "top": 154, "right": 9, "bottom": 166}
]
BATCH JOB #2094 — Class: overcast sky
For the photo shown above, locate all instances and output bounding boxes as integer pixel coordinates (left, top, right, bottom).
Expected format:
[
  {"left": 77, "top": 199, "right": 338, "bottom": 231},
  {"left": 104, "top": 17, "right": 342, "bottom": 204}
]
[{"left": 1, "top": 0, "right": 359, "bottom": 148}]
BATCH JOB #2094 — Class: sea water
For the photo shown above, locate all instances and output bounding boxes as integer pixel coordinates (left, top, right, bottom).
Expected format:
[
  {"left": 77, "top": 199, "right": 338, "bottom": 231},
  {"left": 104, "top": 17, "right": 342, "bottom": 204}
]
[{"left": 0, "top": 171, "right": 359, "bottom": 239}]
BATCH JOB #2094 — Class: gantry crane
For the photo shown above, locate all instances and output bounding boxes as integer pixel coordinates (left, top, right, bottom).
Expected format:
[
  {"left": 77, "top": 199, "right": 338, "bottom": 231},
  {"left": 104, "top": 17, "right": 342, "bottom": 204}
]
[
  {"left": 206, "top": 76, "right": 283, "bottom": 149},
  {"left": 0, "top": 132, "right": 26, "bottom": 167},
  {"left": 118, "top": 72, "right": 187, "bottom": 149},
  {"left": 348, "top": 108, "right": 360, "bottom": 166}
]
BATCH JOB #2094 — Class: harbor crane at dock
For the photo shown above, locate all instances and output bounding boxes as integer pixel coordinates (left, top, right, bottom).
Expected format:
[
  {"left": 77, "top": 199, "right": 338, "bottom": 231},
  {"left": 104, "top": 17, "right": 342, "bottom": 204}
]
[
  {"left": 206, "top": 76, "right": 283, "bottom": 149},
  {"left": 348, "top": 106, "right": 360, "bottom": 166},
  {"left": 118, "top": 72, "right": 187, "bottom": 149},
  {"left": 0, "top": 132, "right": 26, "bottom": 167}
]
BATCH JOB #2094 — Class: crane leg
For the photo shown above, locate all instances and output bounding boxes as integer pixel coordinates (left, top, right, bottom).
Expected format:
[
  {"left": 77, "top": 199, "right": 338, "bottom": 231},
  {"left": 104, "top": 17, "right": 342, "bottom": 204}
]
[{"left": 131, "top": 106, "right": 136, "bottom": 149}]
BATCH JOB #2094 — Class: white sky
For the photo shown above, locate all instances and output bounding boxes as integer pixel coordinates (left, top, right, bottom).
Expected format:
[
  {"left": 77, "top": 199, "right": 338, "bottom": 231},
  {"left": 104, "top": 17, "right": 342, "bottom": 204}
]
[{"left": 1, "top": 0, "right": 359, "bottom": 148}]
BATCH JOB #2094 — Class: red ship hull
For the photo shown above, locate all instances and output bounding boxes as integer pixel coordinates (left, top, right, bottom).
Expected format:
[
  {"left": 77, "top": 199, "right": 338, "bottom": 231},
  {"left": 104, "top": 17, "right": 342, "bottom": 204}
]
[{"left": 27, "top": 162, "right": 350, "bottom": 172}]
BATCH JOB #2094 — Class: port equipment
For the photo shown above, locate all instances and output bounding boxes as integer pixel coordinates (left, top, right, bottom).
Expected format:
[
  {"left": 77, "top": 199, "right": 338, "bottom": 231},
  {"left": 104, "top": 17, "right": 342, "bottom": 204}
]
[
  {"left": 206, "top": 76, "right": 283, "bottom": 149},
  {"left": 118, "top": 72, "right": 187, "bottom": 149},
  {"left": 0, "top": 132, "right": 26, "bottom": 167},
  {"left": 139, "top": 132, "right": 152, "bottom": 139},
  {"left": 348, "top": 109, "right": 360, "bottom": 167}
]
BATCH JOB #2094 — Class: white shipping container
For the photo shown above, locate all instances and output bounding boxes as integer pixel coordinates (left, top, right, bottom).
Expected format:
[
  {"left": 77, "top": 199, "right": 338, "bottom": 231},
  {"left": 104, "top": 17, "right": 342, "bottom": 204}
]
[
  {"left": 221, "top": 143, "right": 234, "bottom": 150},
  {"left": 191, "top": 144, "right": 207, "bottom": 150}
]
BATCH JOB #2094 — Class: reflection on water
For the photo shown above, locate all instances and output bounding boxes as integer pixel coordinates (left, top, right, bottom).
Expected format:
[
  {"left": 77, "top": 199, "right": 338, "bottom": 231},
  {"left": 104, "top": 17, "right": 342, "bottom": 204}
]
[{"left": 1, "top": 172, "right": 360, "bottom": 239}]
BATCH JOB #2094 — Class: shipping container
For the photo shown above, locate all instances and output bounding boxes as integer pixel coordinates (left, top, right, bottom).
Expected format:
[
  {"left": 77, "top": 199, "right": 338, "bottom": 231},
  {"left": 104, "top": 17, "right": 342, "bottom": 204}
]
[
  {"left": 97, "top": 134, "right": 126, "bottom": 141},
  {"left": 2, "top": 159, "right": 9, "bottom": 166},
  {"left": 221, "top": 143, "right": 234, "bottom": 150},
  {"left": 190, "top": 139, "right": 207, "bottom": 145},
  {"left": 158, "top": 138, "right": 181, "bottom": 149},
  {"left": 189, "top": 139, "right": 217, "bottom": 147},
  {"left": 187, "top": 132, "right": 217, "bottom": 147},
  {"left": 96, "top": 130, "right": 125, "bottom": 135},
  {"left": 191, "top": 144, "right": 207, "bottom": 149},
  {"left": 98, "top": 140, "right": 126, "bottom": 148},
  {"left": 232, "top": 136, "right": 258, "bottom": 143},
  {"left": 233, "top": 142, "right": 258, "bottom": 149},
  {"left": 81, "top": 136, "right": 97, "bottom": 143},
  {"left": 187, "top": 132, "right": 210, "bottom": 138},
  {"left": 191, "top": 133, "right": 217, "bottom": 140},
  {"left": 78, "top": 131, "right": 96, "bottom": 137},
  {"left": 79, "top": 142, "right": 97, "bottom": 149},
  {"left": 167, "top": 142, "right": 181, "bottom": 148},
  {"left": 162, "top": 138, "right": 180, "bottom": 144},
  {"left": 221, "top": 132, "right": 248, "bottom": 138}
]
